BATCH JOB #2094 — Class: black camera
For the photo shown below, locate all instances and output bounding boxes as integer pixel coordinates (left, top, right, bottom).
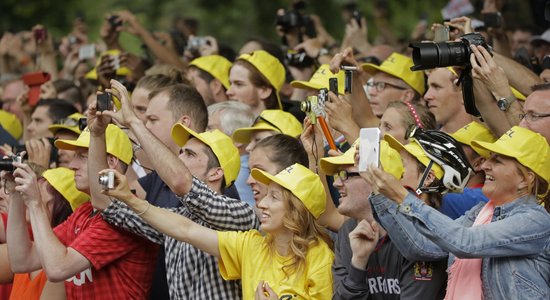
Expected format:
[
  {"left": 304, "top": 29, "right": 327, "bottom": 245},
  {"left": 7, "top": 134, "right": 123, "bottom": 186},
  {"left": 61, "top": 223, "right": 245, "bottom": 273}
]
[
  {"left": 275, "top": 0, "right": 316, "bottom": 38},
  {"left": 410, "top": 33, "right": 491, "bottom": 117},
  {"left": 78, "top": 117, "right": 88, "bottom": 132},
  {"left": 286, "top": 50, "right": 315, "bottom": 68},
  {"left": 108, "top": 15, "right": 123, "bottom": 28},
  {"left": 409, "top": 33, "right": 491, "bottom": 71},
  {"left": 0, "top": 154, "right": 22, "bottom": 172},
  {"left": 97, "top": 92, "right": 113, "bottom": 112},
  {"left": 12, "top": 138, "right": 58, "bottom": 166}
]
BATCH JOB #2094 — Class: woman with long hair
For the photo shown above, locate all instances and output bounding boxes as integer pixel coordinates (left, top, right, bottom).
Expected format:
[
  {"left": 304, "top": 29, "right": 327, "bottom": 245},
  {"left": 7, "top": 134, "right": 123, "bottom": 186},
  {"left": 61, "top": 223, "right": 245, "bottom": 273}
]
[
  {"left": 101, "top": 163, "right": 334, "bottom": 300},
  {"left": 364, "top": 126, "right": 550, "bottom": 299}
]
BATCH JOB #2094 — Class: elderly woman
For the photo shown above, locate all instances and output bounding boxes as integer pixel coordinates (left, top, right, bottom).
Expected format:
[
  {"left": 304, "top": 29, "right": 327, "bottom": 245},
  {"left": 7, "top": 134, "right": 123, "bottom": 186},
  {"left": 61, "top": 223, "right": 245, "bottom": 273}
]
[{"left": 364, "top": 126, "right": 550, "bottom": 300}]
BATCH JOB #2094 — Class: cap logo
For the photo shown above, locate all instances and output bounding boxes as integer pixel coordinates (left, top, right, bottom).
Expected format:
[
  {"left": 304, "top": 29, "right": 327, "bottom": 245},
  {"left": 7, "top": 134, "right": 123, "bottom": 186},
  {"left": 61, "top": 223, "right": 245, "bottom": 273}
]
[
  {"left": 463, "top": 124, "right": 470, "bottom": 131},
  {"left": 504, "top": 129, "right": 515, "bottom": 139},
  {"left": 284, "top": 165, "right": 294, "bottom": 174},
  {"left": 386, "top": 57, "right": 396, "bottom": 64}
]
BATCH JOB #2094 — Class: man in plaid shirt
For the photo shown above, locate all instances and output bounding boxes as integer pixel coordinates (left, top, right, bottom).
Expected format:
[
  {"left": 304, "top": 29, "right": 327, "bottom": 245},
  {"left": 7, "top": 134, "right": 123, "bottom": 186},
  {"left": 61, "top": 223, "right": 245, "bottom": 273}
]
[
  {"left": 92, "top": 80, "right": 259, "bottom": 299},
  {"left": 7, "top": 123, "right": 158, "bottom": 299}
]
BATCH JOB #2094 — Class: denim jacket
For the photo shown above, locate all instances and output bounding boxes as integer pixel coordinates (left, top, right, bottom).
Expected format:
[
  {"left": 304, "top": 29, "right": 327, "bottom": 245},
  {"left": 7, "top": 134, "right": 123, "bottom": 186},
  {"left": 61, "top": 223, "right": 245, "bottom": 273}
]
[{"left": 370, "top": 193, "right": 550, "bottom": 300}]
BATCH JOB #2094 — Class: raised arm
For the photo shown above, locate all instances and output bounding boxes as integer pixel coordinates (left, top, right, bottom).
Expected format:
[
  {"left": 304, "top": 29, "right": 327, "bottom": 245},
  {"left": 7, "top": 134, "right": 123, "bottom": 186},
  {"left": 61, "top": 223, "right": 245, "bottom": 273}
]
[
  {"left": 106, "top": 80, "right": 194, "bottom": 196},
  {"left": 5, "top": 169, "right": 42, "bottom": 273},
  {"left": 102, "top": 169, "right": 220, "bottom": 257},
  {"left": 10, "top": 163, "right": 91, "bottom": 281}
]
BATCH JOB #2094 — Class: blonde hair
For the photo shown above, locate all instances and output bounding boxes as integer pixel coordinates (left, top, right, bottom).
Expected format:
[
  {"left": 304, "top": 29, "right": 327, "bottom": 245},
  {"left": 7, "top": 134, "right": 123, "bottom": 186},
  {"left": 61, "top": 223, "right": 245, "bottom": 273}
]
[
  {"left": 514, "top": 161, "right": 549, "bottom": 202},
  {"left": 265, "top": 189, "right": 333, "bottom": 279}
]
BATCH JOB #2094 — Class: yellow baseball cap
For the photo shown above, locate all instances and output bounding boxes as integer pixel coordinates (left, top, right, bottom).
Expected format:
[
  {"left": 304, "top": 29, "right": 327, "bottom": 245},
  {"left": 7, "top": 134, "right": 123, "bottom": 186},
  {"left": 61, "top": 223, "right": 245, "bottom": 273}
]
[
  {"left": 189, "top": 55, "right": 232, "bottom": 89},
  {"left": 48, "top": 112, "right": 85, "bottom": 135},
  {"left": 55, "top": 124, "right": 133, "bottom": 164},
  {"left": 42, "top": 167, "right": 90, "bottom": 211},
  {"left": 450, "top": 121, "right": 497, "bottom": 157},
  {"left": 171, "top": 124, "right": 240, "bottom": 187},
  {"left": 290, "top": 64, "right": 345, "bottom": 95},
  {"left": 237, "top": 50, "right": 285, "bottom": 109},
  {"left": 251, "top": 163, "right": 326, "bottom": 218},
  {"left": 0, "top": 110, "right": 22, "bottom": 140},
  {"left": 385, "top": 134, "right": 444, "bottom": 179},
  {"left": 362, "top": 52, "right": 426, "bottom": 95},
  {"left": 471, "top": 126, "right": 550, "bottom": 184},
  {"left": 84, "top": 49, "right": 132, "bottom": 80},
  {"left": 232, "top": 109, "right": 303, "bottom": 144},
  {"left": 320, "top": 139, "right": 404, "bottom": 179}
]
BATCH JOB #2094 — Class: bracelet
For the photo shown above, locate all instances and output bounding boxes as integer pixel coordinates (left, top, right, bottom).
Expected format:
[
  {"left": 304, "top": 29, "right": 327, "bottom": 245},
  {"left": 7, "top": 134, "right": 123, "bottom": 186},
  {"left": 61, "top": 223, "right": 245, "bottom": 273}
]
[{"left": 135, "top": 201, "right": 151, "bottom": 216}]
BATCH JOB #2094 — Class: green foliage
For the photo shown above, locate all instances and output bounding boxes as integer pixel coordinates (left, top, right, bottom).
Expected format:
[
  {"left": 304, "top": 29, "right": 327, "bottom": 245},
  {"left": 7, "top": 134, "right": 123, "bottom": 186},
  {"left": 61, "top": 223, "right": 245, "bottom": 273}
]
[{"left": 0, "top": 0, "right": 537, "bottom": 54}]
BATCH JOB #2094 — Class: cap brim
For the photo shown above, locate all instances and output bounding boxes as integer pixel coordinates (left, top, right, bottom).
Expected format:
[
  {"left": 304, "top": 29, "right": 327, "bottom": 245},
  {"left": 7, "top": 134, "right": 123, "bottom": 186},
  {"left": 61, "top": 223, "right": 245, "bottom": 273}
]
[
  {"left": 471, "top": 139, "right": 517, "bottom": 159},
  {"left": 48, "top": 124, "right": 80, "bottom": 135},
  {"left": 383, "top": 134, "right": 405, "bottom": 153},
  {"left": 320, "top": 155, "right": 354, "bottom": 175},
  {"left": 171, "top": 123, "right": 204, "bottom": 147},
  {"left": 250, "top": 168, "right": 289, "bottom": 192},
  {"left": 232, "top": 124, "right": 279, "bottom": 144},
  {"left": 290, "top": 80, "right": 324, "bottom": 91},
  {"left": 54, "top": 139, "right": 89, "bottom": 151},
  {"left": 361, "top": 63, "right": 384, "bottom": 76}
]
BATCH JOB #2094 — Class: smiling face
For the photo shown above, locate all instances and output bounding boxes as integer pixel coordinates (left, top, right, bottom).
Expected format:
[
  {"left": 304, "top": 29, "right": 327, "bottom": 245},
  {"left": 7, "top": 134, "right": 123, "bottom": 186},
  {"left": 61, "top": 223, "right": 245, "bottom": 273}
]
[
  {"left": 256, "top": 182, "right": 288, "bottom": 235},
  {"left": 481, "top": 153, "right": 530, "bottom": 205},
  {"left": 247, "top": 146, "right": 280, "bottom": 204}
]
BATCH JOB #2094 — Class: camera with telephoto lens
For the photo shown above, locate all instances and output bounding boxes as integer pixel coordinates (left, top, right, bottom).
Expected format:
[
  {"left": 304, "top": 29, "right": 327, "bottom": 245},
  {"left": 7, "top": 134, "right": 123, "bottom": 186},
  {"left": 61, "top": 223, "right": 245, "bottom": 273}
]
[
  {"left": 98, "top": 171, "right": 115, "bottom": 190},
  {"left": 12, "top": 138, "right": 57, "bottom": 166},
  {"left": 0, "top": 154, "right": 23, "bottom": 172},
  {"left": 301, "top": 88, "right": 328, "bottom": 120},
  {"left": 409, "top": 33, "right": 491, "bottom": 117},
  {"left": 409, "top": 33, "right": 491, "bottom": 71},
  {"left": 275, "top": 0, "right": 316, "bottom": 38}
]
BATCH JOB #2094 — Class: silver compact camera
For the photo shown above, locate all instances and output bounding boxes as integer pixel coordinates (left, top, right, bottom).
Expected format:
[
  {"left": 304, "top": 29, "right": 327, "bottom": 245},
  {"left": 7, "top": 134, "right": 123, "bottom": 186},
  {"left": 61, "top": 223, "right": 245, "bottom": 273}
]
[{"left": 98, "top": 171, "right": 115, "bottom": 190}]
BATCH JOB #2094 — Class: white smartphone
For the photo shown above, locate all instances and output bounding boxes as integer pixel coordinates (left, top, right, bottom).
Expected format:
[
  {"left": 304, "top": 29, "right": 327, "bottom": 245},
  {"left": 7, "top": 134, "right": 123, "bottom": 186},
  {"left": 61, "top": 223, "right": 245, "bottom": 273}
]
[
  {"left": 359, "top": 128, "right": 381, "bottom": 172},
  {"left": 78, "top": 44, "right": 96, "bottom": 60}
]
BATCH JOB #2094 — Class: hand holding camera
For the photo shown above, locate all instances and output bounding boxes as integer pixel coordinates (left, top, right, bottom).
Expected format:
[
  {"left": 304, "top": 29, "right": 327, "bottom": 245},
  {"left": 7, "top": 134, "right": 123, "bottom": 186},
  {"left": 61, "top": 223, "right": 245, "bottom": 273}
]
[
  {"left": 98, "top": 169, "right": 134, "bottom": 202},
  {"left": 100, "top": 79, "right": 138, "bottom": 129},
  {"left": 11, "top": 161, "right": 43, "bottom": 205}
]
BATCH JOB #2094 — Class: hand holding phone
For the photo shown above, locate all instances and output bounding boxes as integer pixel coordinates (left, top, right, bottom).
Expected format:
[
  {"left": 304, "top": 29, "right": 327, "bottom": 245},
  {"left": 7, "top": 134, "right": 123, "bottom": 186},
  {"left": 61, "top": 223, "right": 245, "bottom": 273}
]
[{"left": 359, "top": 128, "right": 381, "bottom": 172}]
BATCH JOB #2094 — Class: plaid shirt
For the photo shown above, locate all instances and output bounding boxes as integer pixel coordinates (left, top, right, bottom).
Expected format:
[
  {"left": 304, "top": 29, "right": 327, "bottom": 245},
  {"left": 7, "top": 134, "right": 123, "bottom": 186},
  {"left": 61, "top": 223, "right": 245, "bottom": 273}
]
[{"left": 102, "top": 177, "right": 259, "bottom": 299}]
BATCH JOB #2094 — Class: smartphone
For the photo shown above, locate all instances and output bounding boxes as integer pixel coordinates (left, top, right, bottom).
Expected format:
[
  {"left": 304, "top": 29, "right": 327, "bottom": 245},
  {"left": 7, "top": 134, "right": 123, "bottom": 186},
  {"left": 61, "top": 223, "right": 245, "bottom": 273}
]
[
  {"left": 78, "top": 44, "right": 96, "bottom": 60},
  {"left": 352, "top": 10, "right": 362, "bottom": 27},
  {"left": 97, "top": 93, "right": 113, "bottom": 112},
  {"left": 329, "top": 78, "right": 338, "bottom": 95},
  {"left": 344, "top": 70, "right": 352, "bottom": 94},
  {"left": 433, "top": 25, "right": 449, "bottom": 42},
  {"left": 359, "top": 128, "right": 381, "bottom": 172}
]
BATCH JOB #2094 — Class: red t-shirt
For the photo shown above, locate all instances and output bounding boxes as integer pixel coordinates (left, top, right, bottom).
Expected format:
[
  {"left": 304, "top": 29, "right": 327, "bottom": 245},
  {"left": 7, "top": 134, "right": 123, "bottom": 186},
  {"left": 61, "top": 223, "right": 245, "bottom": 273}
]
[{"left": 53, "top": 202, "right": 158, "bottom": 299}]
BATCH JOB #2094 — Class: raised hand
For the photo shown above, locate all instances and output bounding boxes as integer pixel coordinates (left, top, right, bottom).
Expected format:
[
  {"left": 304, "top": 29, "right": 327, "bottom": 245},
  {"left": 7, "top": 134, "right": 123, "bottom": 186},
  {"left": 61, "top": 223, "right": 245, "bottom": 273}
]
[
  {"left": 12, "top": 162, "right": 41, "bottom": 206},
  {"left": 349, "top": 219, "right": 380, "bottom": 269},
  {"left": 103, "top": 79, "right": 139, "bottom": 128},
  {"left": 98, "top": 168, "right": 133, "bottom": 202},
  {"left": 363, "top": 165, "right": 408, "bottom": 204}
]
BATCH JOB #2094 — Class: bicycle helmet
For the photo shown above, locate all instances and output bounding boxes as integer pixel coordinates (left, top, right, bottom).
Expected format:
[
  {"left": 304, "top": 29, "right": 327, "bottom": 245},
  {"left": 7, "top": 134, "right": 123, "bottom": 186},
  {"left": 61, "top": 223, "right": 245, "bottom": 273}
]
[{"left": 409, "top": 127, "right": 474, "bottom": 194}]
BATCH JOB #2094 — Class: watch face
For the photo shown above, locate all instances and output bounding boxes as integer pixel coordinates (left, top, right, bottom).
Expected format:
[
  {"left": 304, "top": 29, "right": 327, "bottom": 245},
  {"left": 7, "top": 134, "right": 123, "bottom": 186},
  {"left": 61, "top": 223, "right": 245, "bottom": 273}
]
[{"left": 498, "top": 99, "right": 507, "bottom": 111}]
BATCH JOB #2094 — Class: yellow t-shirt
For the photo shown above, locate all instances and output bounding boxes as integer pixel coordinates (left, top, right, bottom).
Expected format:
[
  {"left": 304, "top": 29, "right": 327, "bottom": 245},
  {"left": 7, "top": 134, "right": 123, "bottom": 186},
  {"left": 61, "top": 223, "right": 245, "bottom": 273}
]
[{"left": 217, "top": 230, "right": 334, "bottom": 300}]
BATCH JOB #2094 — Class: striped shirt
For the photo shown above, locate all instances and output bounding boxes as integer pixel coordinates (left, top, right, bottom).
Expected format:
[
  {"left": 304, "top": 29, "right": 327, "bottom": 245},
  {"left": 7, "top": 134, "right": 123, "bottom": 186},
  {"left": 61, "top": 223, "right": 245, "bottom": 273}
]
[{"left": 102, "top": 177, "right": 260, "bottom": 299}]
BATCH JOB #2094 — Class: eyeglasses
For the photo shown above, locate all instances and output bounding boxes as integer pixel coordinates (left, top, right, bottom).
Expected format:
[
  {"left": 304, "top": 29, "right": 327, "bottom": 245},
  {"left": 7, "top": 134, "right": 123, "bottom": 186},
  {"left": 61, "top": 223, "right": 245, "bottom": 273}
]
[
  {"left": 335, "top": 170, "right": 361, "bottom": 181},
  {"left": 366, "top": 81, "right": 407, "bottom": 93},
  {"left": 519, "top": 112, "right": 550, "bottom": 122},
  {"left": 254, "top": 115, "right": 282, "bottom": 133}
]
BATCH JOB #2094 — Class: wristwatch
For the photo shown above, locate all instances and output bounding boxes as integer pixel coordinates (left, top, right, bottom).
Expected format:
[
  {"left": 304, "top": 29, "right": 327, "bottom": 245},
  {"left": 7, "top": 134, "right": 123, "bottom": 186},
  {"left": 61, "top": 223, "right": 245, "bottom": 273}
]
[{"left": 497, "top": 95, "right": 516, "bottom": 111}]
